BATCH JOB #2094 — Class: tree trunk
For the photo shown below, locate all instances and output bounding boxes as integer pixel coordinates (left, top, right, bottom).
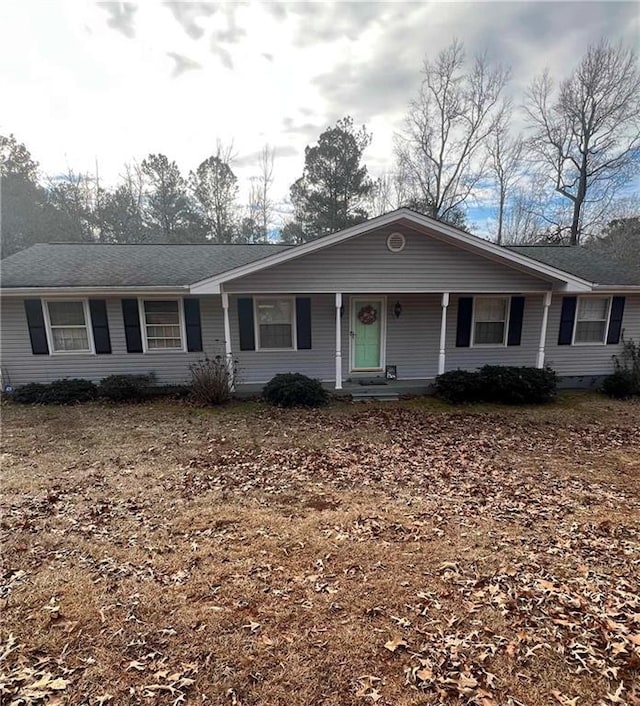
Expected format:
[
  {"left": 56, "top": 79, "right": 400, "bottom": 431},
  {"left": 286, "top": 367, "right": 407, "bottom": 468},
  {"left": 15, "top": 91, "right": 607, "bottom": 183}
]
[
  {"left": 497, "top": 188, "right": 505, "bottom": 245},
  {"left": 569, "top": 201, "right": 581, "bottom": 246},
  {"left": 569, "top": 163, "right": 588, "bottom": 246}
]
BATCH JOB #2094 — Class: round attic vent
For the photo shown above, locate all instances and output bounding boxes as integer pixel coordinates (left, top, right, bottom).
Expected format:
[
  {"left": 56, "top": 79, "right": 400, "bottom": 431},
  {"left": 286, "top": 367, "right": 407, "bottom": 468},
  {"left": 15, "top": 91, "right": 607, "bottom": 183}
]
[{"left": 386, "top": 231, "right": 406, "bottom": 252}]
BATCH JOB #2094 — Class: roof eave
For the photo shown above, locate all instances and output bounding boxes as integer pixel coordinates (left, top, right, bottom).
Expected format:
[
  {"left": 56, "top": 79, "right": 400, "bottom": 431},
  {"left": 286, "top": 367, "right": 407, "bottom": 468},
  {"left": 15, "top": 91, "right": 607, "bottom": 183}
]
[
  {"left": 1, "top": 285, "right": 191, "bottom": 297},
  {"left": 592, "top": 284, "right": 640, "bottom": 292}
]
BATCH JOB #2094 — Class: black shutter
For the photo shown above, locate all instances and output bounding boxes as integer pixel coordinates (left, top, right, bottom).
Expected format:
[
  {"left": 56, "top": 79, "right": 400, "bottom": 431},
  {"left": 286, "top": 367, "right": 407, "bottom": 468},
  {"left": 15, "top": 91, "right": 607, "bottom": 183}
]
[
  {"left": 606, "top": 296, "right": 625, "bottom": 345},
  {"left": 507, "top": 296, "right": 525, "bottom": 346},
  {"left": 24, "top": 299, "right": 49, "bottom": 355},
  {"left": 456, "top": 297, "right": 473, "bottom": 347},
  {"left": 296, "top": 297, "right": 312, "bottom": 350},
  {"left": 238, "top": 297, "right": 255, "bottom": 351},
  {"left": 183, "top": 298, "right": 203, "bottom": 352},
  {"left": 89, "top": 299, "right": 111, "bottom": 354},
  {"left": 122, "top": 299, "right": 143, "bottom": 353},
  {"left": 558, "top": 296, "right": 577, "bottom": 345}
]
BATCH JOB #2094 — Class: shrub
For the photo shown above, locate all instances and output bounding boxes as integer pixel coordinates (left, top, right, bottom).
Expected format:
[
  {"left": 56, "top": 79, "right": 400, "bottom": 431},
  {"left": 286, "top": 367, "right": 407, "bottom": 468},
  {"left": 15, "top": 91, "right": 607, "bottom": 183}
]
[
  {"left": 189, "top": 356, "right": 235, "bottom": 405},
  {"left": 433, "top": 365, "right": 558, "bottom": 405},
  {"left": 11, "top": 382, "right": 50, "bottom": 404},
  {"left": 145, "top": 384, "right": 191, "bottom": 399},
  {"left": 602, "top": 369, "right": 637, "bottom": 400},
  {"left": 11, "top": 379, "right": 97, "bottom": 404},
  {"left": 603, "top": 337, "right": 640, "bottom": 399},
  {"left": 46, "top": 379, "right": 98, "bottom": 404},
  {"left": 432, "top": 369, "right": 484, "bottom": 404},
  {"left": 98, "top": 373, "right": 156, "bottom": 402},
  {"left": 263, "top": 373, "right": 329, "bottom": 408},
  {"left": 479, "top": 365, "right": 558, "bottom": 405}
]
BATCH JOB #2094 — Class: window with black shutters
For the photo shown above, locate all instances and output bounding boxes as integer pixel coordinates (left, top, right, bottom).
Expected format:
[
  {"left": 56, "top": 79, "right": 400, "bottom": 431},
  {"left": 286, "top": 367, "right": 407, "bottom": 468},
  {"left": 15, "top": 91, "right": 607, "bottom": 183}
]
[
  {"left": 472, "top": 297, "right": 509, "bottom": 346},
  {"left": 255, "top": 297, "right": 295, "bottom": 350}
]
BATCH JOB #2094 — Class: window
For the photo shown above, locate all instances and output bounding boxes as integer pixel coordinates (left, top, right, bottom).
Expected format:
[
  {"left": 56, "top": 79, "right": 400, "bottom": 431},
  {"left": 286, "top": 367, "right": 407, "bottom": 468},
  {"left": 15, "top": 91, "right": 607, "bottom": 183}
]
[
  {"left": 473, "top": 297, "right": 508, "bottom": 346},
  {"left": 46, "top": 300, "right": 92, "bottom": 353},
  {"left": 574, "top": 297, "right": 610, "bottom": 344},
  {"left": 256, "top": 298, "right": 295, "bottom": 349},
  {"left": 142, "top": 300, "right": 183, "bottom": 350}
]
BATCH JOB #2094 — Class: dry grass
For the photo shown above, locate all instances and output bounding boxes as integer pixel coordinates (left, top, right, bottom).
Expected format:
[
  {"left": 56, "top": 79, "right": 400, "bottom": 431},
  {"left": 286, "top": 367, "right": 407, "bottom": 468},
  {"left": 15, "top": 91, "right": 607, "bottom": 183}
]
[{"left": 1, "top": 393, "right": 639, "bottom": 706}]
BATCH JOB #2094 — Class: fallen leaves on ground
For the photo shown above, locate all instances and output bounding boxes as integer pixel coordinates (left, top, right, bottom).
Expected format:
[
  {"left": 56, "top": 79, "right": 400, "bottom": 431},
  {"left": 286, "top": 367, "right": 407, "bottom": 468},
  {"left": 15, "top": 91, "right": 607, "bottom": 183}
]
[{"left": 1, "top": 396, "right": 639, "bottom": 705}]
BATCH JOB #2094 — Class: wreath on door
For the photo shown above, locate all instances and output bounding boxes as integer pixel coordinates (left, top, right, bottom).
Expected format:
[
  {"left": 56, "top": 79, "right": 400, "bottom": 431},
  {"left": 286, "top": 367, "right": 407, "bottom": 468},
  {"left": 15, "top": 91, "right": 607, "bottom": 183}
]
[{"left": 357, "top": 304, "right": 378, "bottom": 325}]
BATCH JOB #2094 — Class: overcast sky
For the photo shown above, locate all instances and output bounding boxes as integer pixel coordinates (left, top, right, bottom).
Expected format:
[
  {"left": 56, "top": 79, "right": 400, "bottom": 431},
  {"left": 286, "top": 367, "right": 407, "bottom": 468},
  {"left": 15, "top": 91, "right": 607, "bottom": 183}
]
[{"left": 1, "top": 0, "right": 638, "bottom": 230}]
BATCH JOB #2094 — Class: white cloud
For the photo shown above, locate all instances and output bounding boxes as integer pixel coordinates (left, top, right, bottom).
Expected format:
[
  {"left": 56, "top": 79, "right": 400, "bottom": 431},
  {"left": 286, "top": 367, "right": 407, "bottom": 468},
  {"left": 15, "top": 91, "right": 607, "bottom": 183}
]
[{"left": 0, "top": 0, "right": 636, "bottom": 214}]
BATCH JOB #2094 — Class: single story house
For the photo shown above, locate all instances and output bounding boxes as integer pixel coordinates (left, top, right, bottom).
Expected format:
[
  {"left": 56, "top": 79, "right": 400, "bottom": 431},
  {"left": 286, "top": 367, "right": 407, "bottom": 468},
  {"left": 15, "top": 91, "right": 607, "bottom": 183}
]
[{"left": 1, "top": 209, "right": 639, "bottom": 394}]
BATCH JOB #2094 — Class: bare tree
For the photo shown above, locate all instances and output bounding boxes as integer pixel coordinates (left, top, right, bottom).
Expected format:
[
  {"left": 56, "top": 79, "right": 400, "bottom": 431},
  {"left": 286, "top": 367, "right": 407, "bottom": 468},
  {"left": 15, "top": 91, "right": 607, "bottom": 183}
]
[
  {"left": 368, "top": 169, "right": 415, "bottom": 216},
  {"left": 256, "top": 145, "right": 274, "bottom": 240},
  {"left": 487, "top": 105, "right": 523, "bottom": 244},
  {"left": 47, "top": 168, "right": 100, "bottom": 242},
  {"left": 525, "top": 40, "right": 640, "bottom": 245},
  {"left": 368, "top": 170, "right": 404, "bottom": 216},
  {"left": 501, "top": 185, "right": 550, "bottom": 244},
  {"left": 243, "top": 145, "right": 275, "bottom": 242},
  {"left": 395, "top": 39, "right": 509, "bottom": 223}
]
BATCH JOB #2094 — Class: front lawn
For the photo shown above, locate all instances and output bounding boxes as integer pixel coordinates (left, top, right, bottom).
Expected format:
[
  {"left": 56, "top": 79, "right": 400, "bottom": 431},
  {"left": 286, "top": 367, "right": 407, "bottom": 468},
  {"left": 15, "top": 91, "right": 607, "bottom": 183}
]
[{"left": 1, "top": 394, "right": 639, "bottom": 705}]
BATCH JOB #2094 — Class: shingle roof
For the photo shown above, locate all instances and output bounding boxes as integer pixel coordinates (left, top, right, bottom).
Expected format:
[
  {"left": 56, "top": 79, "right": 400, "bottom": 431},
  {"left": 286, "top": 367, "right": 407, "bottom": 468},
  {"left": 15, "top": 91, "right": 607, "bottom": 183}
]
[
  {"left": 1, "top": 239, "right": 637, "bottom": 290},
  {"left": 0, "top": 243, "right": 292, "bottom": 288},
  {"left": 505, "top": 245, "right": 640, "bottom": 286}
]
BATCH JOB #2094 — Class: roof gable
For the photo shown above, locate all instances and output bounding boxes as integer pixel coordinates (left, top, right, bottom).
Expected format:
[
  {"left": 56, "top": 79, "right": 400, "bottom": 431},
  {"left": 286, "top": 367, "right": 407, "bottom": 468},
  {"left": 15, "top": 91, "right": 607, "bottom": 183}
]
[
  {"left": 221, "top": 223, "right": 554, "bottom": 294},
  {"left": 191, "top": 210, "right": 593, "bottom": 293}
]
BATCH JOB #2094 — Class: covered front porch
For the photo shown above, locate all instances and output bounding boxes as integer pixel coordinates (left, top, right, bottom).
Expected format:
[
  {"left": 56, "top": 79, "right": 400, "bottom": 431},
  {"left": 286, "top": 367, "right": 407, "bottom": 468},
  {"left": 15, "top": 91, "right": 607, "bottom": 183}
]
[{"left": 219, "top": 290, "right": 555, "bottom": 391}]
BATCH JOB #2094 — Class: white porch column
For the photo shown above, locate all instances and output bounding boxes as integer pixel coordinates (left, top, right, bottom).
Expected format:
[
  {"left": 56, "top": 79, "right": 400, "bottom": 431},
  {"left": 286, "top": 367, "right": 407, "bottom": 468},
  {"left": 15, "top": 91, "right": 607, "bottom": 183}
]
[
  {"left": 221, "top": 290, "right": 235, "bottom": 390},
  {"left": 438, "top": 292, "right": 450, "bottom": 375},
  {"left": 335, "top": 292, "right": 343, "bottom": 390},
  {"left": 537, "top": 291, "right": 552, "bottom": 368}
]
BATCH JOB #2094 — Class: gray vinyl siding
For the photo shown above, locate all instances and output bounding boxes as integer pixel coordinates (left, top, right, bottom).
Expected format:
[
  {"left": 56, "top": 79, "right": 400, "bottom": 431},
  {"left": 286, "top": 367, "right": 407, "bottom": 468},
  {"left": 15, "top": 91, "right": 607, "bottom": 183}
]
[
  {"left": 3, "top": 292, "right": 638, "bottom": 387},
  {"left": 446, "top": 294, "right": 640, "bottom": 376},
  {"left": 224, "top": 228, "right": 553, "bottom": 293},
  {"left": 0, "top": 296, "right": 225, "bottom": 386},
  {"left": 544, "top": 294, "right": 640, "bottom": 376},
  {"left": 229, "top": 293, "right": 444, "bottom": 383},
  {"left": 446, "top": 295, "right": 544, "bottom": 370},
  {"left": 230, "top": 294, "right": 336, "bottom": 383}
]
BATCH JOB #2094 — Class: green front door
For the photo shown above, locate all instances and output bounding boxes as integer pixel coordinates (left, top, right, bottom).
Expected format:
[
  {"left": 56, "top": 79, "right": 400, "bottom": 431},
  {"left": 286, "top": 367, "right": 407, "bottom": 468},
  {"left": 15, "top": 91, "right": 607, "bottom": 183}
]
[{"left": 352, "top": 298, "right": 384, "bottom": 370}]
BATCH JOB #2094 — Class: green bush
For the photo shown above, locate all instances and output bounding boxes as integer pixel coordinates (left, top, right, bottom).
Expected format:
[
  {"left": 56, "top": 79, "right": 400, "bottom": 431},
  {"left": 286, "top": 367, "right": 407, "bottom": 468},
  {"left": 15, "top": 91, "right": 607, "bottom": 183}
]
[
  {"left": 47, "top": 379, "right": 97, "bottom": 404},
  {"left": 12, "top": 379, "right": 97, "bottom": 404},
  {"left": 189, "top": 356, "right": 236, "bottom": 405},
  {"left": 432, "top": 369, "right": 484, "bottom": 404},
  {"left": 263, "top": 373, "right": 329, "bottom": 408},
  {"left": 602, "top": 370, "right": 637, "bottom": 399},
  {"left": 603, "top": 337, "right": 640, "bottom": 399},
  {"left": 433, "top": 365, "right": 558, "bottom": 405},
  {"left": 146, "top": 384, "right": 191, "bottom": 399},
  {"left": 479, "top": 365, "right": 558, "bottom": 404},
  {"left": 98, "top": 373, "right": 156, "bottom": 402},
  {"left": 11, "top": 382, "right": 50, "bottom": 404}
]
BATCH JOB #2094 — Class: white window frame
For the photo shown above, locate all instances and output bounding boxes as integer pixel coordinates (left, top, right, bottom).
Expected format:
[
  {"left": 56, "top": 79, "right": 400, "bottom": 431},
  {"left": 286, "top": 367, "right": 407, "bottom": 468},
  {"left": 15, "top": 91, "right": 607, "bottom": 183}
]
[
  {"left": 572, "top": 296, "right": 612, "bottom": 346},
  {"left": 137, "top": 297, "right": 187, "bottom": 353},
  {"left": 43, "top": 298, "right": 95, "bottom": 355},
  {"left": 471, "top": 296, "right": 510, "bottom": 347},
  {"left": 254, "top": 296, "right": 297, "bottom": 352}
]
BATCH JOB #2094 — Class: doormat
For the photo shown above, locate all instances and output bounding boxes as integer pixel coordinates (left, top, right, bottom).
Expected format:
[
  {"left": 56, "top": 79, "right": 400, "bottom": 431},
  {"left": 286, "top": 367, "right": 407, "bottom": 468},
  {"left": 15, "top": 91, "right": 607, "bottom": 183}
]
[{"left": 358, "top": 379, "right": 388, "bottom": 386}]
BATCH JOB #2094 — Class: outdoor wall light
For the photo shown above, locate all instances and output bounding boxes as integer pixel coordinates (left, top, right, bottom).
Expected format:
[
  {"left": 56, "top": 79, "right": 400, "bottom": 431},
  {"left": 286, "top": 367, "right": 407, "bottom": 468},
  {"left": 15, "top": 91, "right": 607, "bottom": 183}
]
[{"left": 394, "top": 301, "right": 402, "bottom": 318}]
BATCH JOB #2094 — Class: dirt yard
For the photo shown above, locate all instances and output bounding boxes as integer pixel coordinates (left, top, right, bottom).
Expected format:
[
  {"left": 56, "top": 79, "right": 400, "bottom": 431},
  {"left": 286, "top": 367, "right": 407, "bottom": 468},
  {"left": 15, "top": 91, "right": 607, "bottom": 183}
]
[{"left": 1, "top": 393, "right": 639, "bottom": 706}]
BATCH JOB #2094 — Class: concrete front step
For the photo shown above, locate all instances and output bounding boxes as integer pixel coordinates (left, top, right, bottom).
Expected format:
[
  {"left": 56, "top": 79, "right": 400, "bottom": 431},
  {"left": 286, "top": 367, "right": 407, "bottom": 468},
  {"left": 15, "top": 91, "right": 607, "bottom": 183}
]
[{"left": 350, "top": 388, "right": 400, "bottom": 401}]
